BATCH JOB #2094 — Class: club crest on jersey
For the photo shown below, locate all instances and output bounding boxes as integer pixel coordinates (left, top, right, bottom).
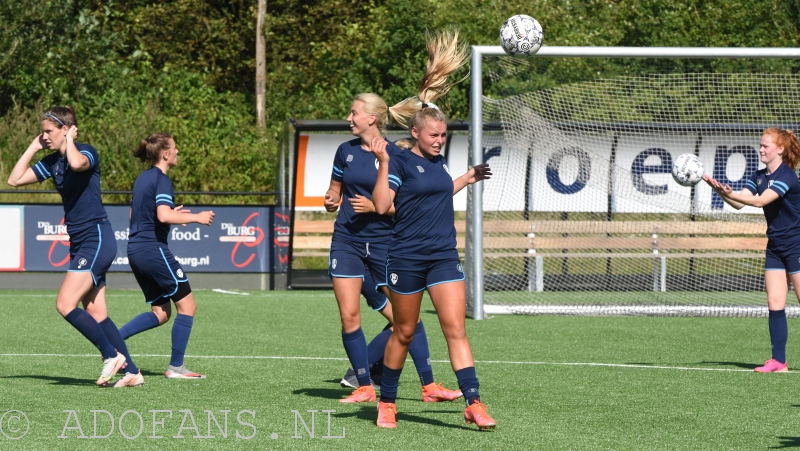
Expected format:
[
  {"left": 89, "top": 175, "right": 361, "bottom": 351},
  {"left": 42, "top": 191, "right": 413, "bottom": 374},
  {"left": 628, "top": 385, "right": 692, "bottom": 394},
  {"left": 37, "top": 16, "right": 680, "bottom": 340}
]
[
  {"left": 177, "top": 269, "right": 184, "bottom": 278},
  {"left": 757, "top": 179, "right": 762, "bottom": 186},
  {"left": 77, "top": 258, "right": 88, "bottom": 269},
  {"left": 332, "top": 259, "right": 337, "bottom": 269},
  {"left": 346, "top": 154, "right": 353, "bottom": 162},
  {"left": 457, "top": 263, "right": 463, "bottom": 273},
  {"left": 390, "top": 273, "right": 398, "bottom": 285},
  {"left": 417, "top": 166, "right": 425, "bottom": 173},
  {"left": 443, "top": 163, "right": 450, "bottom": 174}
]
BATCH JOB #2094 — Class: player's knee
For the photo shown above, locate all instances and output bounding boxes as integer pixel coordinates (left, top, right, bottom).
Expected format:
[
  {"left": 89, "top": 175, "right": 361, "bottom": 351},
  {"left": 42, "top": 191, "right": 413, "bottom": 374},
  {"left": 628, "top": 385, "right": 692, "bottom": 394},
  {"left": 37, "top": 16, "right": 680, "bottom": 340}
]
[{"left": 393, "top": 323, "right": 416, "bottom": 344}]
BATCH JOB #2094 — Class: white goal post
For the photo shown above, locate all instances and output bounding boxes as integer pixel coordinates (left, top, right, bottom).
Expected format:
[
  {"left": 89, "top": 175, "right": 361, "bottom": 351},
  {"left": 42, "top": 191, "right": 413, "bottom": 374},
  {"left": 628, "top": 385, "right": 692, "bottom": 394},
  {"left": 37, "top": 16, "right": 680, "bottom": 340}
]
[{"left": 467, "top": 46, "right": 800, "bottom": 320}]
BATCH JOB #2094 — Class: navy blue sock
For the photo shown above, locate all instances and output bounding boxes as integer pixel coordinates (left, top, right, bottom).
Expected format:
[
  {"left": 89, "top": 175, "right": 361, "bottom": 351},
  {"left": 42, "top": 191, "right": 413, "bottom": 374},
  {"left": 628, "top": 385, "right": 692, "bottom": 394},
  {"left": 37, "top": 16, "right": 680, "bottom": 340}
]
[
  {"left": 455, "top": 367, "right": 480, "bottom": 406},
  {"left": 63, "top": 309, "right": 116, "bottom": 359},
  {"left": 379, "top": 365, "right": 403, "bottom": 403},
  {"left": 769, "top": 309, "right": 788, "bottom": 363},
  {"left": 170, "top": 314, "right": 194, "bottom": 367},
  {"left": 99, "top": 317, "right": 138, "bottom": 375},
  {"left": 342, "top": 328, "right": 371, "bottom": 387},
  {"left": 119, "top": 312, "right": 160, "bottom": 339},
  {"left": 367, "top": 325, "right": 392, "bottom": 366},
  {"left": 408, "top": 321, "right": 434, "bottom": 386}
]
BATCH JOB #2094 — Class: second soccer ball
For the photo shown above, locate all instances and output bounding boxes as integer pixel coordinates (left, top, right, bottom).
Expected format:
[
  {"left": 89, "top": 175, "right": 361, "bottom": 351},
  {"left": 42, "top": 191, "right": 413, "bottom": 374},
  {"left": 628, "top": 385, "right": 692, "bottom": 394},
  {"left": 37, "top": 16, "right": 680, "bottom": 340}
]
[
  {"left": 499, "top": 14, "right": 544, "bottom": 57},
  {"left": 672, "top": 153, "right": 705, "bottom": 187}
]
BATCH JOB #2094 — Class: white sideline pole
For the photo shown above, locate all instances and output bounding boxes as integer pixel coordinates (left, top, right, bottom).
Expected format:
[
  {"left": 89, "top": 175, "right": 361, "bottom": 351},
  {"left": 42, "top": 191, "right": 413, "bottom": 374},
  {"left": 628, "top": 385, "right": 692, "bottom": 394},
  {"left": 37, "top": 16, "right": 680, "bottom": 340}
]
[{"left": 470, "top": 46, "right": 485, "bottom": 320}]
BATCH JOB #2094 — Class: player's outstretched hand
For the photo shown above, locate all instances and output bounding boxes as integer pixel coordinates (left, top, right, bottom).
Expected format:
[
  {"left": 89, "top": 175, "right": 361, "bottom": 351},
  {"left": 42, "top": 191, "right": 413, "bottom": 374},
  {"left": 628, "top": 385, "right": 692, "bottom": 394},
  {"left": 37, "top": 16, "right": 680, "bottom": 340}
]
[
  {"left": 703, "top": 174, "right": 731, "bottom": 196},
  {"left": 369, "top": 136, "right": 390, "bottom": 164},
  {"left": 467, "top": 164, "right": 492, "bottom": 184},
  {"left": 349, "top": 194, "right": 376, "bottom": 213},
  {"left": 197, "top": 210, "right": 215, "bottom": 226}
]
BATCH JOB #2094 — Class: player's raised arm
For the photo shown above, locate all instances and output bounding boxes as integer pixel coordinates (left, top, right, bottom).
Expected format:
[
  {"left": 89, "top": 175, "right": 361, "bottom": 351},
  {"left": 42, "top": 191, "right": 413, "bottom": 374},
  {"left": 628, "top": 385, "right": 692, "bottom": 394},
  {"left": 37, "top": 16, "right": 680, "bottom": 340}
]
[{"left": 370, "top": 136, "right": 394, "bottom": 215}]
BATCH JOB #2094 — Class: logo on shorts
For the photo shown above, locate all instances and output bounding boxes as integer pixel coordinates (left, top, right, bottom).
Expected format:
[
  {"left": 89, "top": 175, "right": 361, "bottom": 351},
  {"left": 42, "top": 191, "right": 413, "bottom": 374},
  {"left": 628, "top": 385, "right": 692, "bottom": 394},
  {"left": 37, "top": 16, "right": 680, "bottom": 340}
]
[
  {"left": 457, "top": 263, "right": 463, "bottom": 273},
  {"left": 443, "top": 163, "right": 450, "bottom": 174},
  {"left": 176, "top": 269, "right": 184, "bottom": 278},
  {"left": 416, "top": 166, "right": 425, "bottom": 173},
  {"left": 332, "top": 259, "right": 337, "bottom": 269},
  {"left": 346, "top": 154, "right": 353, "bottom": 162},
  {"left": 390, "top": 273, "right": 398, "bottom": 285},
  {"left": 77, "top": 258, "right": 88, "bottom": 269}
]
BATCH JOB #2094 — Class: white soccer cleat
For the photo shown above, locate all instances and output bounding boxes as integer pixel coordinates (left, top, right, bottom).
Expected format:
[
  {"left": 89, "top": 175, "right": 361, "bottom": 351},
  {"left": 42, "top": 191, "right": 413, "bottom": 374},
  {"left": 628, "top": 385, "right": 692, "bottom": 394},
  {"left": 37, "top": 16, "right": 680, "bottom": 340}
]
[
  {"left": 114, "top": 371, "right": 144, "bottom": 388},
  {"left": 97, "top": 352, "right": 126, "bottom": 386},
  {"left": 165, "top": 364, "right": 206, "bottom": 379}
]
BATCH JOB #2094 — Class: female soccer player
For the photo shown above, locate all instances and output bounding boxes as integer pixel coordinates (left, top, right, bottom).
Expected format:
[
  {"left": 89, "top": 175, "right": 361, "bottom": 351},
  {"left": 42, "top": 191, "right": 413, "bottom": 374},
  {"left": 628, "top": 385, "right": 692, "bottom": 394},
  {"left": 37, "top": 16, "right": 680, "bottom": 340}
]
[
  {"left": 704, "top": 128, "right": 800, "bottom": 373},
  {"left": 7, "top": 106, "right": 139, "bottom": 387},
  {"left": 120, "top": 132, "right": 215, "bottom": 380},
  {"left": 369, "top": 28, "right": 496, "bottom": 430},
  {"left": 325, "top": 93, "right": 462, "bottom": 404}
]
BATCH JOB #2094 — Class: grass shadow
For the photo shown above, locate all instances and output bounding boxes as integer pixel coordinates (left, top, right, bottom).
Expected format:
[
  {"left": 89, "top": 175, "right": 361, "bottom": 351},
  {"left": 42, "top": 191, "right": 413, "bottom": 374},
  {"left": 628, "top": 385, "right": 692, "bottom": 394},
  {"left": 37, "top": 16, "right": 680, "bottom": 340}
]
[
  {"left": 333, "top": 405, "right": 474, "bottom": 431},
  {"left": 700, "top": 361, "right": 758, "bottom": 370},
  {"left": 771, "top": 436, "right": 800, "bottom": 448},
  {"left": 1, "top": 374, "right": 99, "bottom": 386}
]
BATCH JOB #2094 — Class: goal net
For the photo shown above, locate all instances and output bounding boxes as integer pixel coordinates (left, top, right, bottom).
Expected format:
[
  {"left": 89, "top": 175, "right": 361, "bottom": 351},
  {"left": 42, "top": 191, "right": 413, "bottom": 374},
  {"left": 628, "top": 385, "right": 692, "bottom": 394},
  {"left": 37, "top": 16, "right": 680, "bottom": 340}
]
[{"left": 466, "top": 46, "right": 800, "bottom": 318}]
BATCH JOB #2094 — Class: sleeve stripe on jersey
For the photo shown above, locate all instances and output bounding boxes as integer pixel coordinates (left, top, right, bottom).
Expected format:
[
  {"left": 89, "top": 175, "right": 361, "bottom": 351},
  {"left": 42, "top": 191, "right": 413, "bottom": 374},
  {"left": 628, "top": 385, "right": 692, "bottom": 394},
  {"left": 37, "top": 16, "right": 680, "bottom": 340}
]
[
  {"left": 388, "top": 174, "right": 402, "bottom": 189},
  {"left": 772, "top": 180, "right": 789, "bottom": 195},
  {"left": 746, "top": 180, "right": 757, "bottom": 191},
  {"left": 34, "top": 161, "right": 51, "bottom": 178},
  {"left": 155, "top": 194, "right": 174, "bottom": 204},
  {"left": 332, "top": 166, "right": 343, "bottom": 177},
  {"left": 80, "top": 150, "right": 95, "bottom": 167}
]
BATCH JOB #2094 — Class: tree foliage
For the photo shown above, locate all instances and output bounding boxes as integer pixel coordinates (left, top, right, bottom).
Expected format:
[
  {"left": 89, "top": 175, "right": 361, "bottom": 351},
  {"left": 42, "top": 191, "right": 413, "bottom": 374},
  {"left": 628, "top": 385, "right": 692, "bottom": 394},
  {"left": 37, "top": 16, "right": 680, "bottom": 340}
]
[{"left": 1, "top": 0, "right": 800, "bottom": 202}]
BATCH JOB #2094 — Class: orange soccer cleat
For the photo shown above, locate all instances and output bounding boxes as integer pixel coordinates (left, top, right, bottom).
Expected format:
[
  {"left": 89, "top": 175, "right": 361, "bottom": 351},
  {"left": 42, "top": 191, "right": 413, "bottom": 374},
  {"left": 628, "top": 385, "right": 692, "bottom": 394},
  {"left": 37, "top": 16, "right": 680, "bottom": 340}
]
[
  {"left": 339, "top": 385, "right": 376, "bottom": 403},
  {"left": 421, "top": 382, "right": 463, "bottom": 402},
  {"left": 464, "top": 401, "right": 496, "bottom": 430}
]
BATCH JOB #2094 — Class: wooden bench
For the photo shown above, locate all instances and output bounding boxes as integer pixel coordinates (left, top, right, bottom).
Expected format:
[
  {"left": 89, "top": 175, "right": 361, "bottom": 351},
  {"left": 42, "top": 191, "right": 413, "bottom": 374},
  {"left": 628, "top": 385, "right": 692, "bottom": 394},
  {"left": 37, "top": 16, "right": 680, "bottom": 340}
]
[{"left": 291, "top": 219, "right": 767, "bottom": 261}]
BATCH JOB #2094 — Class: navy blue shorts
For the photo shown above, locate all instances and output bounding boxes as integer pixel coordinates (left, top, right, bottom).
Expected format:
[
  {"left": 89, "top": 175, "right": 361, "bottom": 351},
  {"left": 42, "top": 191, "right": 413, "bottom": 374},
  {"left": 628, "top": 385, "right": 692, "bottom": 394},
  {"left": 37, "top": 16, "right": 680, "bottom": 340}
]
[
  {"left": 385, "top": 257, "right": 465, "bottom": 295},
  {"left": 765, "top": 240, "right": 800, "bottom": 274},
  {"left": 362, "top": 269, "right": 388, "bottom": 311},
  {"left": 68, "top": 221, "right": 116, "bottom": 287},
  {"left": 329, "top": 239, "right": 389, "bottom": 290},
  {"left": 128, "top": 245, "right": 190, "bottom": 304}
]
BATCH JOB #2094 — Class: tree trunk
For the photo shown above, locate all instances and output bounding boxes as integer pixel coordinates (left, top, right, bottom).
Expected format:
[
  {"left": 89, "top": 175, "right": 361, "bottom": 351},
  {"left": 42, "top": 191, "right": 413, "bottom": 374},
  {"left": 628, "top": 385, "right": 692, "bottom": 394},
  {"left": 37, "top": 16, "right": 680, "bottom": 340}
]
[{"left": 255, "top": 0, "right": 267, "bottom": 127}]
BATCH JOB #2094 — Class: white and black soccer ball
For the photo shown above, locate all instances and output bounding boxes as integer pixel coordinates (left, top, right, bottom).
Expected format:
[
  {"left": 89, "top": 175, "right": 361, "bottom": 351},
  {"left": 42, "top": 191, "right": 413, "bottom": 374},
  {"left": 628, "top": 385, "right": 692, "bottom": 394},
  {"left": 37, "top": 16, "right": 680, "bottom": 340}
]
[
  {"left": 499, "top": 14, "right": 543, "bottom": 57},
  {"left": 672, "top": 153, "right": 705, "bottom": 187}
]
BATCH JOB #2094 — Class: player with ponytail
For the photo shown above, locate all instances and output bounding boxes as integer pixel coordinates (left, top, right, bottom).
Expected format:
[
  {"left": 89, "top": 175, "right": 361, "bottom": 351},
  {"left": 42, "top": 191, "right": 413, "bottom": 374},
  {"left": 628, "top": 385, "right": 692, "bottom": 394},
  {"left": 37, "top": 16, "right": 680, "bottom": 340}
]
[
  {"left": 7, "top": 106, "right": 140, "bottom": 387},
  {"left": 325, "top": 87, "right": 462, "bottom": 402},
  {"left": 120, "top": 132, "right": 215, "bottom": 381},
  {"left": 704, "top": 127, "right": 800, "bottom": 372},
  {"left": 369, "top": 28, "right": 497, "bottom": 430}
]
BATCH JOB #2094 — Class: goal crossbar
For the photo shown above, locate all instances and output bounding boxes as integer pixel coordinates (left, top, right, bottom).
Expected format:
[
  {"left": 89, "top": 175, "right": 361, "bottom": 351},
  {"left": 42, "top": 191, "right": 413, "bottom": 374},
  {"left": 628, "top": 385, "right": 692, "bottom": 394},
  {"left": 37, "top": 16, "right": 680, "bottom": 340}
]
[{"left": 468, "top": 46, "right": 800, "bottom": 319}]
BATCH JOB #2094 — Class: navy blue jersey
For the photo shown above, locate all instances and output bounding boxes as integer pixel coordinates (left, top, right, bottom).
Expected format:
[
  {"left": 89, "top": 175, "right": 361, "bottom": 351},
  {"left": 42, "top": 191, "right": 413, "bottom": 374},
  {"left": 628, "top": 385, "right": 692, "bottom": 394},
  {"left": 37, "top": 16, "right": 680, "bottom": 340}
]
[
  {"left": 387, "top": 151, "right": 458, "bottom": 260},
  {"left": 743, "top": 162, "right": 800, "bottom": 243},
  {"left": 330, "top": 138, "right": 400, "bottom": 243},
  {"left": 32, "top": 143, "right": 108, "bottom": 234},
  {"left": 128, "top": 166, "right": 175, "bottom": 248}
]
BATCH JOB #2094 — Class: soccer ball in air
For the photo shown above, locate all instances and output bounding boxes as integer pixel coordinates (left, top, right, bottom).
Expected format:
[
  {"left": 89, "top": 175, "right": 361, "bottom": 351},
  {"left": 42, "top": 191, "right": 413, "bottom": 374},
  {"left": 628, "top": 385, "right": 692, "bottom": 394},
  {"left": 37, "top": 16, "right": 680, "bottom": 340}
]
[
  {"left": 499, "top": 14, "right": 544, "bottom": 57},
  {"left": 672, "top": 153, "right": 705, "bottom": 187}
]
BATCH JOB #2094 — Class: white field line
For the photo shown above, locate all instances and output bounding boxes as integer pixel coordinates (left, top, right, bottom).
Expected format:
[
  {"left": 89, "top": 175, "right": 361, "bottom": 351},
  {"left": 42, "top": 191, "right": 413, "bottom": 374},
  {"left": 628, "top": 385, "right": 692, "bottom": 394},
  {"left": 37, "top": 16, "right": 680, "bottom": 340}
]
[{"left": 0, "top": 353, "right": 765, "bottom": 373}]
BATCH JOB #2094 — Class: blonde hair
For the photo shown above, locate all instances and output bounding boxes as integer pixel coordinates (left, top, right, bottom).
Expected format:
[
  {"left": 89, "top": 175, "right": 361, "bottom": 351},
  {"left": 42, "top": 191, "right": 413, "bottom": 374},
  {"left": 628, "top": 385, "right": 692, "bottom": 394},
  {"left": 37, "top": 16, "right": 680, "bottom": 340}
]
[
  {"left": 388, "top": 28, "right": 469, "bottom": 129},
  {"left": 354, "top": 93, "right": 389, "bottom": 131},
  {"left": 394, "top": 138, "right": 415, "bottom": 150},
  {"left": 764, "top": 127, "right": 800, "bottom": 169}
]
